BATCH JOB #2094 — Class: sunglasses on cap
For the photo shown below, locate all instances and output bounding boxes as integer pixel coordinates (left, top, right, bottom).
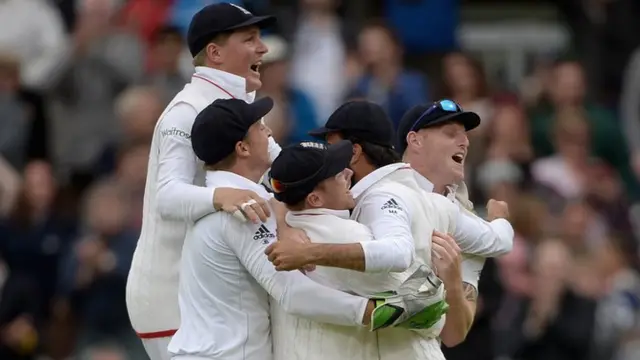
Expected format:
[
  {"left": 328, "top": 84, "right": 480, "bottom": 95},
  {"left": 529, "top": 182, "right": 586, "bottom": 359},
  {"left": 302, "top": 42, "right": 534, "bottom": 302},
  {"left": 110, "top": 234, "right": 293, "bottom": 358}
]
[{"left": 409, "top": 99, "right": 463, "bottom": 132}]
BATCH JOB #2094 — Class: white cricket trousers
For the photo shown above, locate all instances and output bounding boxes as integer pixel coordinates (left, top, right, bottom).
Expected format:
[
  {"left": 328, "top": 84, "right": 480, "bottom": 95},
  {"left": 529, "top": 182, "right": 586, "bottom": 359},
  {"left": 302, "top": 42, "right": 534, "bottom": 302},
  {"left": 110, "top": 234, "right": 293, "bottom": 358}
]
[{"left": 142, "top": 337, "right": 172, "bottom": 360}]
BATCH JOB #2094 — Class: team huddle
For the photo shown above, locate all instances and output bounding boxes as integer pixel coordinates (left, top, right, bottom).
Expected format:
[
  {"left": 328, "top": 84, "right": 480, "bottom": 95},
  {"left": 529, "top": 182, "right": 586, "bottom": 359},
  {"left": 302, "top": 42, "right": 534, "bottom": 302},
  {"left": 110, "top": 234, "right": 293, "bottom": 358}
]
[{"left": 124, "top": 3, "right": 514, "bottom": 360}]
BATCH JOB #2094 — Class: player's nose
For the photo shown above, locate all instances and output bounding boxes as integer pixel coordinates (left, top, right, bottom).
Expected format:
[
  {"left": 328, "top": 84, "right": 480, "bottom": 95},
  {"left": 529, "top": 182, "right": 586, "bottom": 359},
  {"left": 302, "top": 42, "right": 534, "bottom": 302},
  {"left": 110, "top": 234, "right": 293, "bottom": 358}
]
[{"left": 256, "top": 38, "right": 268, "bottom": 55}]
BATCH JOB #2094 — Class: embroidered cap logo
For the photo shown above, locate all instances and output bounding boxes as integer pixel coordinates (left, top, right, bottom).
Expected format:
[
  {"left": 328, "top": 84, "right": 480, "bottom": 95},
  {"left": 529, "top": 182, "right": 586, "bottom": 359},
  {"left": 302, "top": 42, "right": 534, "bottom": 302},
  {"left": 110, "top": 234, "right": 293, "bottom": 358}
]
[{"left": 229, "top": 3, "right": 252, "bottom": 15}]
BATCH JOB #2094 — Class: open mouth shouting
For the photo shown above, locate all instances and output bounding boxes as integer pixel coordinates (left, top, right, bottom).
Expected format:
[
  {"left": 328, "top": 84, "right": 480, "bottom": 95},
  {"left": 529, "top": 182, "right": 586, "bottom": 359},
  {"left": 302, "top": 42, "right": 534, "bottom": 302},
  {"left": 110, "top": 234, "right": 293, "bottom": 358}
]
[
  {"left": 250, "top": 62, "right": 261, "bottom": 76},
  {"left": 451, "top": 152, "right": 465, "bottom": 165}
]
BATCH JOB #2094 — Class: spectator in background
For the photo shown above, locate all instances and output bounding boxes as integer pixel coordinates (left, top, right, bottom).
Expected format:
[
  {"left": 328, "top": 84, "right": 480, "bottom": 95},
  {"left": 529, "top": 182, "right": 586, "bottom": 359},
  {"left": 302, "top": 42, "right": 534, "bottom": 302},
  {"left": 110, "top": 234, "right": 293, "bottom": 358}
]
[
  {"left": 471, "top": 102, "right": 532, "bottom": 203},
  {"left": 0, "top": 53, "right": 51, "bottom": 167},
  {"left": 529, "top": 59, "right": 638, "bottom": 199},
  {"left": 531, "top": 108, "right": 595, "bottom": 200},
  {"left": 584, "top": 160, "right": 636, "bottom": 241},
  {"left": 349, "top": 20, "right": 429, "bottom": 128},
  {"left": 516, "top": 232, "right": 599, "bottom": 360},
  {"left": 111, "top": 143, "right": 150, "bottom": 230},
  {"left": 476, "top": 159, "right": 523, "bottom": 207},
  {"left": 0, "top": 0, "right": 70, "bottom": 91},
  {"left": 95, "top": 86, "right": 162, "bottom": 177},
  {"left": 0, "top": 255, "right": 40, "bottom": 360},
  {"left": 0, "top": 161, "right": 76, "bottom": 322},
  {"left": 440, "top": 52, "right": 493, "bottom": 133},
  {"left": 290, "top": 0, "right": 348, "bottom": 123},
  {"left": 58, "top": 181, "right": 141, "bottom": 358},
  {"left": 591, "top": 235, "right": 640, "bottom": 360},
  {"left": 0, "top": 156, "right": 20, "bottom": 218},
  {"left": 257, "top": 35, "right": 318, "bottom": 144},
  {"left": 144, "top": 26, "right": 189, "bottom": 102},
  {"left": 0, "top": 54, "right": 29, "bottom": 170},
  {"left": 485, "top": 103, "right": 534, "bottom": 174},
  {"left": 78, "top": 342, "right": 128, "bottom": 360},
  {"left": 620, "top": 47, "right": 640, "bottom": 182},
  {"left": 118, "top": 0, "right": 174, "bottom": 45},
  {"left": 50, "top": 0, "right": 144, "bottom": 179},
  {"left": 493, "top": 195, "right": 548, "bottom": 359}
]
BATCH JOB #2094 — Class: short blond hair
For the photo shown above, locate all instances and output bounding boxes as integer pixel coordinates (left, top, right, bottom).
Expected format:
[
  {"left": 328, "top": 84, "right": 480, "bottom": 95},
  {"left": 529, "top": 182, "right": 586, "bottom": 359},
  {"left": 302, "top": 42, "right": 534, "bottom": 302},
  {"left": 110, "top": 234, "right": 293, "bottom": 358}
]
[{"left": 192, "top": 32, "right": 232, "bottom": 67}]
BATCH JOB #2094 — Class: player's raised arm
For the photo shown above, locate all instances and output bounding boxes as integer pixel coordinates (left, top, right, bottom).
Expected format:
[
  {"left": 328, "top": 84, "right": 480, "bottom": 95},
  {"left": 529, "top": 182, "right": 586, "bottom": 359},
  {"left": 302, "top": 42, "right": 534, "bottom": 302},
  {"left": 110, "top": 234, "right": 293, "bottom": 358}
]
[
  {"left": 155, "top": 103, "right": 270, "bottom": 223},
  {"left": 452, "top": 199, "right": 513, "bottom": 256}
]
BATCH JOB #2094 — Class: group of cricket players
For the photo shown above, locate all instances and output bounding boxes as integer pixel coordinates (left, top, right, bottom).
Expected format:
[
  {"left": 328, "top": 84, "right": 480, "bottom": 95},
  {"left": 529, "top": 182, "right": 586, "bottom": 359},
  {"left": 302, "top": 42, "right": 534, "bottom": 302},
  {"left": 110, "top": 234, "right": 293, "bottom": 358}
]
[{"left": 124, "top": 3, "right": 515, "bottom": 360}]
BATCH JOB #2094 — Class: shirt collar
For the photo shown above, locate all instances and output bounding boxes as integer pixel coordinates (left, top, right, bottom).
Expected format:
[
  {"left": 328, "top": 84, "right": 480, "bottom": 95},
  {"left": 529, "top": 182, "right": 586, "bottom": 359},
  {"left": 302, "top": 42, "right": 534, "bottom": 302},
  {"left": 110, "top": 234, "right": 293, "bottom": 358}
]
[
  {"left": 413, "top": 170, "right": 435, "bottom": 193},
  {"left": 193, "top": 66, "right": 256, "bottom": 102},
  {"left": 287, "top": 208, "right": 351, "bottom": 219},
  {"left": 350, "top": 163, "right": 412, "bottom": 199},
  {"left": 205, "top": 171, "right": 270, "bottom": 198}
]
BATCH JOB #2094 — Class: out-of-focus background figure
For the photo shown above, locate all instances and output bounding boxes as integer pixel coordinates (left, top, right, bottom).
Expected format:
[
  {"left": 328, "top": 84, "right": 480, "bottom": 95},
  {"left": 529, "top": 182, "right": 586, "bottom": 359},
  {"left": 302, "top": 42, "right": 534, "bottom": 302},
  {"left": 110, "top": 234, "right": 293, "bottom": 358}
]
[{"left": 1, "top": 0, "right": 640, "bottom": 359}]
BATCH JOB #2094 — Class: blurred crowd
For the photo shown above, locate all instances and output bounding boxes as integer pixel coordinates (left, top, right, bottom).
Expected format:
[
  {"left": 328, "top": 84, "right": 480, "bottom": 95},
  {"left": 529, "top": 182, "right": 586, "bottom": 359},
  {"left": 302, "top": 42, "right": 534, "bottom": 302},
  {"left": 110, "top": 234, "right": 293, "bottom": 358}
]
[{"left": 1, "top": 0, "right": 640, "bottom": 360}]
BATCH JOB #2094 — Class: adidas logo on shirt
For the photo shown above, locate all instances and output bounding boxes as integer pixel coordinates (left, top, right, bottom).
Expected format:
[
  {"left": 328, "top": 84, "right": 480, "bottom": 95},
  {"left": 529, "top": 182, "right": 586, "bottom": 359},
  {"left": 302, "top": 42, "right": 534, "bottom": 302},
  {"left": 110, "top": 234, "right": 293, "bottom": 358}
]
[
  {"left": 380, "top": 198, "right": 403, "bottom": 213},
  {"left": 253, "top": 224, "right": 276, "bottom": 244}
]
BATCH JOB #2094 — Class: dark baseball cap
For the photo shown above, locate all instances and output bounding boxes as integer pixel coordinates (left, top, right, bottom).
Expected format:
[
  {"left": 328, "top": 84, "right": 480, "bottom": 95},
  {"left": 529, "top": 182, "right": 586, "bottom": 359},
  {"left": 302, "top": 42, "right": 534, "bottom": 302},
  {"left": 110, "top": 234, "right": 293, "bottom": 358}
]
[
  {"left": 191, "top": 97, "right": 274, "bottom": 165},
  {"left": 396, "top": 99, "right": 481, "bottom": 153},
  {"left": 187, "top": 3, "right": 277, "bottom": 57},
  {"left": 308, "top": 100, "right": 395, "bottom": 147},
  {"left": 269, "top": 140, "right": 353, "bottom": 205}
]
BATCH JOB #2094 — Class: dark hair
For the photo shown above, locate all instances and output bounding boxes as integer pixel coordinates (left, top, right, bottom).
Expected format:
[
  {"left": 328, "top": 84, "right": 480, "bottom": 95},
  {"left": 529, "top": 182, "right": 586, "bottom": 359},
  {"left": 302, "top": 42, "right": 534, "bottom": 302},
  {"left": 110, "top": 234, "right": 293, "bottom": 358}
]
[
  {"left": 439, "top": 51, "right": 489, "bottom": 99},
  {"left": 348, "top": 137, "right": 401, "bottom": 168}
]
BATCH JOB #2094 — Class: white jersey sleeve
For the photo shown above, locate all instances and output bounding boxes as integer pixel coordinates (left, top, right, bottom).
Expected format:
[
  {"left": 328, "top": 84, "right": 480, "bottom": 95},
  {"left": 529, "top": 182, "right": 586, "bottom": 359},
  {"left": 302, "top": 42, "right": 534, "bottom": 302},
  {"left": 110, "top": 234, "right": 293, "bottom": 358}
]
[
  {"left": 460, "top": 255, "right": 486, "bottom": 291},
  {"left": 452, "top": 206, "right": 514, "bottom": 257},
  {"left": 356, "top": 189, "right": 415, "bottom": 273},
  {"left": 155, "top": 103, "right": 216, "bottom": 222},
  {"left": 226, "top": 219, "right": 368, "bottom": 327}
]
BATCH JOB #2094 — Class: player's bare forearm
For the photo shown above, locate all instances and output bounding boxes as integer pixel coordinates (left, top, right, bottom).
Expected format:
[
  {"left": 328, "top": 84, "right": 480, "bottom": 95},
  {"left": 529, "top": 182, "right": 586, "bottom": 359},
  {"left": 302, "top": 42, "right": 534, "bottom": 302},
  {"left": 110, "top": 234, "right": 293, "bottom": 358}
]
[
  {"left": 270, "top": 198, "right": 288, "bottom": 229},
  {"left": 440, "top": 282, "right": 477, "bottom": 347},
  {"left": 306, "top": 243, "right": 367, "bottom": 272}
]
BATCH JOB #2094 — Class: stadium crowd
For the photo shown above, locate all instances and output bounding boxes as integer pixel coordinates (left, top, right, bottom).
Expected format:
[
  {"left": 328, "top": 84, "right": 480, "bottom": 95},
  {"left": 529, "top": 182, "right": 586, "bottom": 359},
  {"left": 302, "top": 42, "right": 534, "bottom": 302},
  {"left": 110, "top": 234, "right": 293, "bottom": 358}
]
[{"left": 0, "top": 0, "right": 640, "bottom": 359}]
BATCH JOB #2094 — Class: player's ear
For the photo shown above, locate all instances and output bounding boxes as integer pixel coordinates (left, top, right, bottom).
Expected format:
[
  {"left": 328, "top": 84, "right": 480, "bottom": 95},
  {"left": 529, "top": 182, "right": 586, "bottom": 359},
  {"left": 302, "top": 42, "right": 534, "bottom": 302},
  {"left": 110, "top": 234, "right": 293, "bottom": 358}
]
[
  {"left": 306, "top": 191, "right": 322, "bottom": 208},
  {"left": 206, "top": 42, "right": 224, "bottom": 65},
  {"left": 407, "top": 131, "right": 421, "bottom": 149},
  {"left": 235, "top": 140, "right": 250, "bottom": 158},
  {"left": 351, "top": 143, "right": 363, "bottom": 165}
]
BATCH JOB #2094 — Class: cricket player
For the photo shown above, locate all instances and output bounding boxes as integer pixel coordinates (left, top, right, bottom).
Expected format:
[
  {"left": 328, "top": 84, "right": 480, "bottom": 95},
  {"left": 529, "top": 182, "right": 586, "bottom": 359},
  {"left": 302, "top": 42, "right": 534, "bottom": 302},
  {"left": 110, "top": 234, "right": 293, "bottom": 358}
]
[
  {"left": 396, "top": 99, "right": 512, "bottom": 346},
  {"left": 266, "top": 100, "right": 513, "bottom": 358},
  {"left": 269, "top": 140, "right": 450, "bottom": 360},
  {"left": 126, "top": 4, "right": 291, "bottom": 360},
  {"left": 169, "top": 97, "right": 454, "bottom": 360}
]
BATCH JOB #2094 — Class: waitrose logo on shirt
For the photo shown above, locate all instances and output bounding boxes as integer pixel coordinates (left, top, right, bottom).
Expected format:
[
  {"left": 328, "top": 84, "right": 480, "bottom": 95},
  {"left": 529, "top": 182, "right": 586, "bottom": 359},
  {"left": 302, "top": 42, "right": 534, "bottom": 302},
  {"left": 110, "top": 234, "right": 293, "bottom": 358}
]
[{"left": 161, "top": 127, "right": 191, "bottom": 139}]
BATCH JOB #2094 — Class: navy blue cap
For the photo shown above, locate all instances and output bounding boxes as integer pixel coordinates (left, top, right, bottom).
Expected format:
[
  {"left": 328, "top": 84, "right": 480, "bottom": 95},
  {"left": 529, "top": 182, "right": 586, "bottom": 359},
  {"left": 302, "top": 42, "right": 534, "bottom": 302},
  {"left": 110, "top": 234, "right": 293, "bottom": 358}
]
[
  {"left": 187, "top": 3, "right": 276, "bottom": 57},
  {"left": 269, "top": 140, "right": 353, "bottom": 205},
  {"left": 308, "top": 100, "right": 395, "bottom": 147},
  {"left": 396, "top": 99, "right": 480, "bottom": 153},
  {"left": 191, "top": 97, "right": 274, "bottom": 165}
]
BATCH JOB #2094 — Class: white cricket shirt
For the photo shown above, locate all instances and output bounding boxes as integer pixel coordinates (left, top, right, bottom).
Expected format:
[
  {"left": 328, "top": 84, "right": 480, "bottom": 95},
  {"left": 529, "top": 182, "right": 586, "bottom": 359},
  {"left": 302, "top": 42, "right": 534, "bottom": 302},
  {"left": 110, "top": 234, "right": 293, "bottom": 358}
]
[
  {"left": 273, "top": 163, "right": 453, "bottom": 360},
  {"left": 126, "top": 67, "right": 282, "bottom": 336},
  {"left": 352, "top": 163, "right": 514, "bottom": 290},
  {"left": 168, "top": 171, "right": 368, "bottom": 360},
  {"left": 412, "top": 172, "right": 514, "bottom": 289}
]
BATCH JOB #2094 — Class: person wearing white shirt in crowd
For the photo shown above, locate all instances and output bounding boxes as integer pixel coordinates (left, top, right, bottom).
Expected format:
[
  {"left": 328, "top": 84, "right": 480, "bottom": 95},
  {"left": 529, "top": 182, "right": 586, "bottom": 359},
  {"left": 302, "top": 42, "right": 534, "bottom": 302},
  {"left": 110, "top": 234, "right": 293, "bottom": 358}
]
[
  {"left": 396, "top": 99, "right": 513, "bottom": 346},
  {"left": 170, "top": 97, "right": 452, "bottom": 360},
  {"left": 266, "top": 101, "right": 513, "bottom": 352},
  {"left": 126, "top": 4, "right": 300, "bottom": 360},
  {"left": 268, "top": 140, "right": 449, "bottom": 360}
]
